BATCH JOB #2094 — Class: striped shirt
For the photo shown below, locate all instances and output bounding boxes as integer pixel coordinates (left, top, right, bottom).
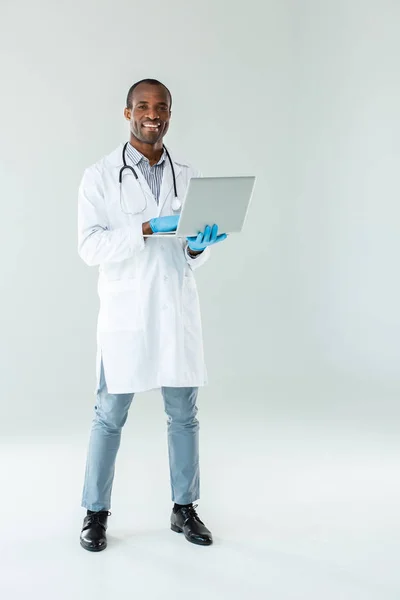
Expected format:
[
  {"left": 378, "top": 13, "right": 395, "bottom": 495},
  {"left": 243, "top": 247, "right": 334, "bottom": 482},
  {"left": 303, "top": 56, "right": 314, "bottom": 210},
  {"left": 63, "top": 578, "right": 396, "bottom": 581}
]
[{"left": 125, "top": 143, "right": 166, "bottom": 204}]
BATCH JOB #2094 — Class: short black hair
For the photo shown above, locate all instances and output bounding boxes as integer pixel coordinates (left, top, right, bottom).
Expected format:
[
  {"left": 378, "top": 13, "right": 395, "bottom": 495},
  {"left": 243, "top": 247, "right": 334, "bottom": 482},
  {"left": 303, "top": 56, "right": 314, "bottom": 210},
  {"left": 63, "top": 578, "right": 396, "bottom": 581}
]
[{"left": 126, "top": 79, "right": 172, "bottom": 109}]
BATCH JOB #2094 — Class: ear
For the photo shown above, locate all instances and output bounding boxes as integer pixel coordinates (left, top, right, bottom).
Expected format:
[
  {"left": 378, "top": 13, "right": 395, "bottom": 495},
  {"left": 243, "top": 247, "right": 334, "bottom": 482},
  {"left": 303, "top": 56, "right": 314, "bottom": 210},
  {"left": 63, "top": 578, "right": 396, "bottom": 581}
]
[{"left": 123, "top": 107, "right": 131, "bottom": 121}]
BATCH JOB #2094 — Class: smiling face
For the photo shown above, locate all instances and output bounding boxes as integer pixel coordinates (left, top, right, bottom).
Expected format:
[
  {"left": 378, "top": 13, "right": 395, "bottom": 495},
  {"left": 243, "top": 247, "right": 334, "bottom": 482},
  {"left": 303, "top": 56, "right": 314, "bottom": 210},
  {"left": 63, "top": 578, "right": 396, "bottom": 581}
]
[{"left": 124, "top": 83, "right": 171, "bottom": 147}]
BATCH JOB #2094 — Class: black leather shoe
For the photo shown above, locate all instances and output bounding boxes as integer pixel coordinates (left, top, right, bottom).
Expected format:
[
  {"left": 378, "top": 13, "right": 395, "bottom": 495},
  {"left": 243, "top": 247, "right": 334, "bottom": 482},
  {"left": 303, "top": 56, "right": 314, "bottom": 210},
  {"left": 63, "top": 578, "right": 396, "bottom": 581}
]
[
  {"left": 80, "top": 510, "right": 111, "bottom": 552},
  {"left": 170, "top": 504, "right": 213, "bottom": 546}
]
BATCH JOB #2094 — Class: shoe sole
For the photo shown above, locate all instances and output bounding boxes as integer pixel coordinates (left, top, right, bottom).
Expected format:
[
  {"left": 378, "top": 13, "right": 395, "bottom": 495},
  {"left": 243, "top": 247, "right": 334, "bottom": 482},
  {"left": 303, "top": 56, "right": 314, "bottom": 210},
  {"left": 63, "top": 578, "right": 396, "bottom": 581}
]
[
  {"left": 80, "top": 539, "right": 107, "bottom": 552},
  {"left": 170, "top": 523, "right": 213, "bottom": 546}
]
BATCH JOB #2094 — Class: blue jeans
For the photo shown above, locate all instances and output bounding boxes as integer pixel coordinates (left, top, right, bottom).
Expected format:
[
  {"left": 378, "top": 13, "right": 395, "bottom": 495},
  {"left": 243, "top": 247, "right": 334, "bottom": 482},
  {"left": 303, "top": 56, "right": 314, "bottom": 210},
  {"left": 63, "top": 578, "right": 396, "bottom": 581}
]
[{"left": 81, "top": 362, "right": 200, "bottom": 511}]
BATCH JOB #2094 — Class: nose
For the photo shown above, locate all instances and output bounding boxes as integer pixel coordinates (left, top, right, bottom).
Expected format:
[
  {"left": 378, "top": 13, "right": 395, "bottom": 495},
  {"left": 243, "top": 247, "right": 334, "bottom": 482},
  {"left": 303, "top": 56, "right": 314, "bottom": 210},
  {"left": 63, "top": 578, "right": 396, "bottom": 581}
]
[{"left": 145, "top": 109, "right": 160, "bottom": 120}]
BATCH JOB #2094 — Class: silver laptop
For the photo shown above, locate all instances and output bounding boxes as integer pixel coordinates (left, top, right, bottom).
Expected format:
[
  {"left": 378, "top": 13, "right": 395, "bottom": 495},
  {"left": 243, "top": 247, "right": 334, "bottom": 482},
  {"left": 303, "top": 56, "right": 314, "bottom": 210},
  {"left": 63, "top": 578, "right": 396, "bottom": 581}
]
[{"left": 148, "top": 176, "right": 256, "bottom": 237}]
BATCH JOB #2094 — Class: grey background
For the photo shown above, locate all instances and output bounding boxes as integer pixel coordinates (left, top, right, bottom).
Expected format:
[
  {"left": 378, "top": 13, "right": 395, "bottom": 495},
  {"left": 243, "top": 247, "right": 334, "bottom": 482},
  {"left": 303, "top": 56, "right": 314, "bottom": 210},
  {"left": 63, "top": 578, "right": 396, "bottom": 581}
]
[
  {"left": 0, "top": 0, "right": 398, "bottom": 435},
  {"left": 1, "top": 1, "right": 400, "bottom": 598}
]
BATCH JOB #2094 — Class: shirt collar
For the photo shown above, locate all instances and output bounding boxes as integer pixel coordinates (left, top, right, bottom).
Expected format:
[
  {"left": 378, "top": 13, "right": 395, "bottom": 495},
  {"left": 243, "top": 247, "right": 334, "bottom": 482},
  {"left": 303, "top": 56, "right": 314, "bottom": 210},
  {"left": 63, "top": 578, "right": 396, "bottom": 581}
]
[{"left": 126, "top": 142, "right": 166, "bottom": 167}]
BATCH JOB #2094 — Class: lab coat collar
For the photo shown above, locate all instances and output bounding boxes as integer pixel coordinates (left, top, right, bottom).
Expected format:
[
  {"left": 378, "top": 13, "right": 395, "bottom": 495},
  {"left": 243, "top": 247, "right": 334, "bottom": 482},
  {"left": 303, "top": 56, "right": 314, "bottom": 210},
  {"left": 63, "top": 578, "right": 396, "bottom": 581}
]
[
  {"left": 105, "top": 143, "right": 188, "bottom": 172},
  {"left": 105, "top": 144, "right": 184, "bottom": 216}
]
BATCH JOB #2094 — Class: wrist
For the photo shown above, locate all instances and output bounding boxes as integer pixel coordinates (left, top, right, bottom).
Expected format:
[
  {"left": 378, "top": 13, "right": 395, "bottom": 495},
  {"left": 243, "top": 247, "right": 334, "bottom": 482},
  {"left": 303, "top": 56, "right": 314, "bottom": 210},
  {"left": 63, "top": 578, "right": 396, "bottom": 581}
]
[
  {"left": 142, "top": 221, "right": 153, "bottom": 235},
  {"left": 187, "top": 246, "right": 203, "bottom": 257}
]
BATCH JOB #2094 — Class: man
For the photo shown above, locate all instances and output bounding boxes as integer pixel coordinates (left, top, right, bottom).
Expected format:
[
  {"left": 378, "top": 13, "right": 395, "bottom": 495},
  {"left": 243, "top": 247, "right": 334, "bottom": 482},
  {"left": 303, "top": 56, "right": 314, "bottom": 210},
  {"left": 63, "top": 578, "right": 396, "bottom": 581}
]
[{"left": 77, "top": 79, "right": 227, "bottom": 552}]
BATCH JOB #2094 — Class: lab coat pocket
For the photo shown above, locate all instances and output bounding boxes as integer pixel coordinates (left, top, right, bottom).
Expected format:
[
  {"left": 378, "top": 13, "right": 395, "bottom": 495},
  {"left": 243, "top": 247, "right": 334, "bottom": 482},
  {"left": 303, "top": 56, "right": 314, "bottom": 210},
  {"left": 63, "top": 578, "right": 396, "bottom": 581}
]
[
  {"left": 182, "top": 275, "right": 200, "bottom": 326},
  {"left": 98, "top": 278, "right": 143, "bottom": 333},
  {"left": 182, "top": 274, "right": 196, "bottom": 294}
]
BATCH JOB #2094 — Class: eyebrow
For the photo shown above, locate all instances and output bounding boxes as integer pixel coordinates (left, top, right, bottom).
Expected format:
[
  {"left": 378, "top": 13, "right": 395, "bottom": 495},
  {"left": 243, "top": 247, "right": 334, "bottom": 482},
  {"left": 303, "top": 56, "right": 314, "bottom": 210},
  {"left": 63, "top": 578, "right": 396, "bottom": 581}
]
[{"left": 136, "top": 100, "right": 169, "bottom": 106}]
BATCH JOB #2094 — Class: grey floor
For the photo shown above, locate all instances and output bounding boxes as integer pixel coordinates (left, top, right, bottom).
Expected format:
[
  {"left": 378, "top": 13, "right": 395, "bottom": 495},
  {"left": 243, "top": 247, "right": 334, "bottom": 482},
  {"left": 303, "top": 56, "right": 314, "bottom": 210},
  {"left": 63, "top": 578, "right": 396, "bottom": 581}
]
[{"left": 2, "top": 381, "right": 399, "bottom": 600}]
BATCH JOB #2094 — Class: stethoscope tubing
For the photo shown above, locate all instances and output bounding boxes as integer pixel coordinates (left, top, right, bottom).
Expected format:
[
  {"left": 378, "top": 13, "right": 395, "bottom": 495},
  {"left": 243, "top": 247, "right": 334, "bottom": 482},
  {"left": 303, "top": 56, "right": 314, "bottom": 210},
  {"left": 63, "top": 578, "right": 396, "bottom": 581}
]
[{"left": 119, "top": 141, "right": 177, "bottom": 198}]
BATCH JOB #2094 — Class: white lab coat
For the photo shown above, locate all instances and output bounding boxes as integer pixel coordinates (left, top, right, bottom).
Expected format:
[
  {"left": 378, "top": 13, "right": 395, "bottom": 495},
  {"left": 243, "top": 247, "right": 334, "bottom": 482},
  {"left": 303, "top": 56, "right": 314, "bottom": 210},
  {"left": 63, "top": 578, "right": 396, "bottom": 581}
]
[{"left": 78, "top": 144, "right": 210, "bottom": 394}]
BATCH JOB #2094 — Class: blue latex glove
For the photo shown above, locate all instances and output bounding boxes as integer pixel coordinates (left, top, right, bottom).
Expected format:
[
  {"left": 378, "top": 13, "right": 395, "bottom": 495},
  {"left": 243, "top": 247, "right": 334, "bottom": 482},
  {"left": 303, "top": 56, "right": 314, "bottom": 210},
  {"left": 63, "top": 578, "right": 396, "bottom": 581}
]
[
  {"left": 149, "top": 215, "right": 179, "bottom": 233},
  {"left": 187, "top": 224, "right": 227, "bottom": 252}
]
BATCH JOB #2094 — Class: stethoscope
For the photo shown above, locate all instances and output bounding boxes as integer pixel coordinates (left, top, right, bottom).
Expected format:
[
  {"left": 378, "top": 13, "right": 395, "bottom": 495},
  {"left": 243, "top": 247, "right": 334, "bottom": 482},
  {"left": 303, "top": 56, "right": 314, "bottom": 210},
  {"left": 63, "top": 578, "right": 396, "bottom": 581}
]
[{"left": 119, "top": 141, "right": 181, "bottom": 215}]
